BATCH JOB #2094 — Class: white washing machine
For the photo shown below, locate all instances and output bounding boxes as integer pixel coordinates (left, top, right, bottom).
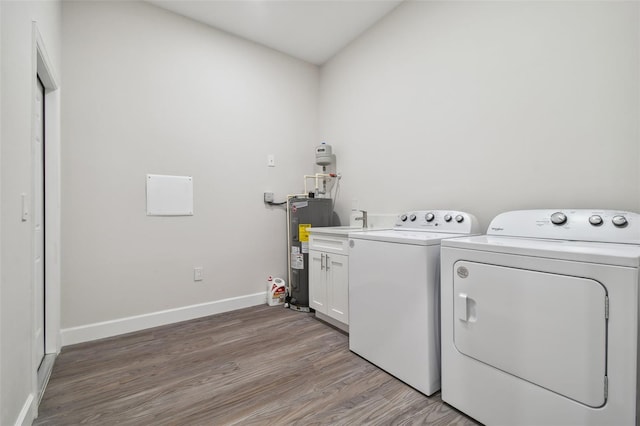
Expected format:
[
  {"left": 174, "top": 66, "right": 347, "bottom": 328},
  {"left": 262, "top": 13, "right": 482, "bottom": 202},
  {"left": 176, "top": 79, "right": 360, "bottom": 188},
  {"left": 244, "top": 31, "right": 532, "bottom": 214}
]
[
  {"left": 348, "top": 210, "right": 480, "bottom": 396},
  {"left": 440, "top": 209, "right": 640, "bottom": 426}
]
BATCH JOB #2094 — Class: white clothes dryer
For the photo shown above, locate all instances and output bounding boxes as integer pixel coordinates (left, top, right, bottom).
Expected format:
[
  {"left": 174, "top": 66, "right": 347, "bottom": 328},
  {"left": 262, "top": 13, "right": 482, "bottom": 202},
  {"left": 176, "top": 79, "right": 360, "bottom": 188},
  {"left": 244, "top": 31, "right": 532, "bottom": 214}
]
[
  {"left": 440, "top": 209, "right": 640, "bottom": 426},
  {"left": 348, "top": 210, "right": 479, "bottom": 396}
]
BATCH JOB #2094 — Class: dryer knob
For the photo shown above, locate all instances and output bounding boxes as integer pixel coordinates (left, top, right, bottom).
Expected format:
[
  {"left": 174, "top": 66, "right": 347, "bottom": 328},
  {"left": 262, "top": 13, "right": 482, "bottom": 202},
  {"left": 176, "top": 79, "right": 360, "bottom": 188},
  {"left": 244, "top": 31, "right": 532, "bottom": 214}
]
[
  {"left": 455, "top": 215, "right": 464, "bottom": 223},
  {"left": 425, "top": 213, "right": 435, "bottom": 222},
  {"left": 550, "top": 212, "right": 567, "bottom": 225},
  {"left": 409, "top": 214, "right": 417, "bottom": 222},
  {"left": 612, "top": 215, "right": 628, "bottom": 227},
  {"left": 400, "top": 214, "right": 408, "bottom": 222},
  {"left": 444, "top": 214, "right": 452, "bottom": 222},
  {"left": 589, "top": 215, "right": 603, "bottom": 226}
]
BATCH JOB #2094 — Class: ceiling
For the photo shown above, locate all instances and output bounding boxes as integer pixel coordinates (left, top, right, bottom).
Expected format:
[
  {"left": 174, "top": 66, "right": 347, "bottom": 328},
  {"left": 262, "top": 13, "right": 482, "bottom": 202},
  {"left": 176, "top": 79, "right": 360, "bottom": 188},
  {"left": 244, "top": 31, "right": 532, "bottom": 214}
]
[{"left": 146, "top": 0, "right": 404, "bottom": 65}]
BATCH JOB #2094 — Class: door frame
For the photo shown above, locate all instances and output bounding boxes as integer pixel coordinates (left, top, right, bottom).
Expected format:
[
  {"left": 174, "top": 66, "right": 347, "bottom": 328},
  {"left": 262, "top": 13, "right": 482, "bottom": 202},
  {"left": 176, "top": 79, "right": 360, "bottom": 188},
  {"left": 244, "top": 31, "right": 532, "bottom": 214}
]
[{"left": 31, "top": 22, "right": 60, "bottom": 410}]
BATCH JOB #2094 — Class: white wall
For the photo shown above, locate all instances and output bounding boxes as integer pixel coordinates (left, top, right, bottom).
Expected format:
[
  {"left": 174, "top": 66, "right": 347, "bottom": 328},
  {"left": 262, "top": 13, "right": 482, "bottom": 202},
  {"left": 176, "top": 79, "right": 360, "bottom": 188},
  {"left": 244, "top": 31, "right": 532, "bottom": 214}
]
[
  {"left": 320, "top": 1, "right": 640, "bottom": 228},
  {"left": 61, "top": 1, "right": 319, "bottom": 338},
  {"left": 1, "top": 1, "right": 61, "bottom": 424}
]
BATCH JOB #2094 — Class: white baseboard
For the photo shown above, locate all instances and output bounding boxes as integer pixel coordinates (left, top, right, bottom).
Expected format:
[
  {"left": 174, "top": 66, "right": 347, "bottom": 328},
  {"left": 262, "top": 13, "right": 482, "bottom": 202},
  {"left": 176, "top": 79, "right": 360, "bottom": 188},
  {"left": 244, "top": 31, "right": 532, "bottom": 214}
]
[
  {"left": 14, "top": 393, "right": 35, "bottom": 426},
  {"left": 61, "top": 292, "right": 267, "bottom": 346}
]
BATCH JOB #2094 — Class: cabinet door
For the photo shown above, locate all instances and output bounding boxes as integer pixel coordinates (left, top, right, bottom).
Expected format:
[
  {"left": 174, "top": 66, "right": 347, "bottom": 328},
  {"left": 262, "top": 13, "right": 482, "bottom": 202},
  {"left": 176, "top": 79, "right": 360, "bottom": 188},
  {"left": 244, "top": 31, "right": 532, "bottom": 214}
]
[
  {"left": 327, "top": 253, "right": 349, "bottom": 324},
  {"left": 309, "top": 250, "right": 327, "bottom": 314}
]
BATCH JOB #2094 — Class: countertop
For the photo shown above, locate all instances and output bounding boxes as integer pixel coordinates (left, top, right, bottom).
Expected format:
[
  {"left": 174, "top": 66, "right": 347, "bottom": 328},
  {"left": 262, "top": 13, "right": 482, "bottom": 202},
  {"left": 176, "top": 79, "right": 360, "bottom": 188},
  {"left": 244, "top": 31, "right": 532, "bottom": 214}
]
[
  {"left": 309, "top": 213, "right": 399, "bottom": 236},
  {"left": 308, "top": 226, "right": 365, "bottom": 236}
]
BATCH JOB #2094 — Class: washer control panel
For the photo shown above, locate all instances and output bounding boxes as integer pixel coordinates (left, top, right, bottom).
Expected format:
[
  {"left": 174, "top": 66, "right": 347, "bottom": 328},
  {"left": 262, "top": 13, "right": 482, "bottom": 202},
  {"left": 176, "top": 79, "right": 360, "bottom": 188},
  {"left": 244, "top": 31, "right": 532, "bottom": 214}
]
[
  {"left": 396, "top": 210, "right": 480, "bottom": 234},
  {"left": 488, "top": 209, "right": 640, "bottom": 244}
]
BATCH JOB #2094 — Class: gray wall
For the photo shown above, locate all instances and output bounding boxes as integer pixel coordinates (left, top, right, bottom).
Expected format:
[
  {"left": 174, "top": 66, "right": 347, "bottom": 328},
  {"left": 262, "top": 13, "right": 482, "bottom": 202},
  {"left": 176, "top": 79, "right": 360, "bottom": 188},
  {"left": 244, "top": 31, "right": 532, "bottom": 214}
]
[
  {"left": 1, "top": 1, "right": 61, "bottom": 424},
  {"left": 60, "top": 0, "right": 640, "bottom": 338},
  {"left": 320, "top": 1, "right": 640, "bottom": 227},
  {"left": 61, "top": 1, "right": 319, "bottom": 331}
]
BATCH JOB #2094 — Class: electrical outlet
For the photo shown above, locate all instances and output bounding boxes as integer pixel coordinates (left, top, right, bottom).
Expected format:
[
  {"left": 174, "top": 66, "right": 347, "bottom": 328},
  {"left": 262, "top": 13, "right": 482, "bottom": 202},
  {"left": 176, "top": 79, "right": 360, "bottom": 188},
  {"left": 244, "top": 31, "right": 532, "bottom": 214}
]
[
  {"left": 264, "top": 192, "right": 274, "bottom": 203},
  {"left": 194, "top": 267, "right": 203, "bottom": 281}
]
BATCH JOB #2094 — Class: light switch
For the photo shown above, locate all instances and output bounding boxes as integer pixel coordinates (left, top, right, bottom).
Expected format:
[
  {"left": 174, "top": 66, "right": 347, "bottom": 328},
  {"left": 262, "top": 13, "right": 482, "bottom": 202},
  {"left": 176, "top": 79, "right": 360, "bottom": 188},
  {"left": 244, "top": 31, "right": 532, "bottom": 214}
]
[
  {"left": 21, "top": 193, "right": 28, "bottom": 222},
  {"left": 267, "top": 155, "right": 275, "bottom": 167},
  {"left": 194, "top": 267, "right": 203, "bottom": 281}
]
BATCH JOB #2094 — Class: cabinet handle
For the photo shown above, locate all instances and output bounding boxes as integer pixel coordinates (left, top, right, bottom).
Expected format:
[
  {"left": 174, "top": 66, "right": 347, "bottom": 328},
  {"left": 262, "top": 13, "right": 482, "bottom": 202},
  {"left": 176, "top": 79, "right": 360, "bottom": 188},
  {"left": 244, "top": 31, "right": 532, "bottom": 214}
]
[
  {"left": 321, "top": 253, "right": 325, "bottom": 270},
  {"left": 326, "top": 254, "right": 330, "bottom": 270}
]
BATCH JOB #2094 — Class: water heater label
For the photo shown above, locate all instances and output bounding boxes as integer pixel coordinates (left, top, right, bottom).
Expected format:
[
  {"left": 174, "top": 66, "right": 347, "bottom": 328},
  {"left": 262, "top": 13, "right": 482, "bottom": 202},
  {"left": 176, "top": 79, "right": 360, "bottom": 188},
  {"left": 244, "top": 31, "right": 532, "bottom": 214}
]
[
  {"left": 299, "top": 224, "right": 312, "bottom": 242},
  {"left": 291, "top": 253, "right": 304, "bottom": 269}
]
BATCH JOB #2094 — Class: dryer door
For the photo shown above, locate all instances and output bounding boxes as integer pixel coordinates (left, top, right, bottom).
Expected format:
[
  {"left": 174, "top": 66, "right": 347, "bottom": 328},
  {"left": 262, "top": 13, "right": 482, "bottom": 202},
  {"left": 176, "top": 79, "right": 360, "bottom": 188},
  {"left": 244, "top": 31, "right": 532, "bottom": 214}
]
[{"left": 453, "top": 260, "right": 607, "bottom": 408}]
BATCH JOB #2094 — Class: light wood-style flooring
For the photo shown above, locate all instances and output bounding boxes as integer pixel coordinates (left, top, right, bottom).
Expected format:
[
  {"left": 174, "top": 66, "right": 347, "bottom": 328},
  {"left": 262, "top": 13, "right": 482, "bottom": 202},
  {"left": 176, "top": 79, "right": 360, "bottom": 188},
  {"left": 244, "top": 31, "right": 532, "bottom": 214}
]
[{"left": 35, "top": 305, "right": 480, "bottom": 425}]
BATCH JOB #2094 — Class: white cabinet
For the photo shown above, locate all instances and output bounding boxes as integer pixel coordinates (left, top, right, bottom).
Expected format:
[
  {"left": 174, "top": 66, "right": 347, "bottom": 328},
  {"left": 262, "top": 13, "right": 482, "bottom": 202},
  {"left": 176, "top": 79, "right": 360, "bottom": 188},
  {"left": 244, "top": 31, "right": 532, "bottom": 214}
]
[
  {"left": 309, "top": 231, "right": 350, "bottom": 329},
  {"left": 327, "top": 253, "right": 348, "bottom": 323},
  {"left": 309, "top": 250, "right": 348, "bottom": 323},
  {"left": 309, "top": 250, "right": 328, "bottom": 313}
]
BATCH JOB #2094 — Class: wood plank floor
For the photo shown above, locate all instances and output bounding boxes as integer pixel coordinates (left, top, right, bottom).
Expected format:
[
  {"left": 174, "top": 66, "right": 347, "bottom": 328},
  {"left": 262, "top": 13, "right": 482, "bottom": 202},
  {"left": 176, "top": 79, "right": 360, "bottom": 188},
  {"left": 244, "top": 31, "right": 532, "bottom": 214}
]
[{"left": 35, "top": 305, "right": 480, "bottom": 425}]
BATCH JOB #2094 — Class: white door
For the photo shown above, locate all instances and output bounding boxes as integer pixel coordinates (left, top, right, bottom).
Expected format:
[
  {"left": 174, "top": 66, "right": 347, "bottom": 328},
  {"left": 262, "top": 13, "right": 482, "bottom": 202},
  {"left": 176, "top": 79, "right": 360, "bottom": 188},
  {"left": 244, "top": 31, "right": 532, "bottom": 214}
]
[
  {"left": 308, "top": 250, "right": 327, "bottom": 314},
  {"left": 327, "top": 253, "right": 348, "bottom": 323},
  {"left": 453, "top": 260, "right": 607, "bottom": 407},
  {"left": 34, "top": 77, "right": 45, "bottom": 369}
]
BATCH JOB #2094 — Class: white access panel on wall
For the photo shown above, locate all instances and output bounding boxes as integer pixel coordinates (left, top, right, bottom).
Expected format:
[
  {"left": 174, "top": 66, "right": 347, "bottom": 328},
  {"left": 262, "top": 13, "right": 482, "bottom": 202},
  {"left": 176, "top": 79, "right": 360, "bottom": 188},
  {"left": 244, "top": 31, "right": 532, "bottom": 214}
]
[{"left": 146, "top": 174, "right": 193, "bottom": 216}]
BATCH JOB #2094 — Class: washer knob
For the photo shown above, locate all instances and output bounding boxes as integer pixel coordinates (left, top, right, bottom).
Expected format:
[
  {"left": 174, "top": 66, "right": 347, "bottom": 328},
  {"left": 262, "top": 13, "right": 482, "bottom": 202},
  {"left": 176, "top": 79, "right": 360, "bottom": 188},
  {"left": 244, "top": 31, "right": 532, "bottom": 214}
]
[
  {"left": 425, "top": 213, "right": 435, "bottom": 222},
  {"left": 455, "top": 215, "right": 464, "bottom": 223},
  {"left": 550, "top": 212, "right": 567, "bottom": 225},
  {"left": 589, "top": 215, "right": 603, "bottom": 226},
  {"left": 400, "top": 214, "right": 408, "bottom": 222},
  {"left": 444, "top": 214, "right": 452, "bottom": 222},
  {"left": 612, "top": 215, "right": 628, "bottom": 227},
  {"left": 409, "top": 214, "right": 417, "bottom": 222}
]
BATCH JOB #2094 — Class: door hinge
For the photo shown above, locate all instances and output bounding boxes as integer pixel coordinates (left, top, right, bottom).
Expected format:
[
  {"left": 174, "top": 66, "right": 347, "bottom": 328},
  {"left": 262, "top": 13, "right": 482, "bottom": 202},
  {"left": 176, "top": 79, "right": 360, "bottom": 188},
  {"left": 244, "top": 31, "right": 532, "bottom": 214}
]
[
  {"left": 604, "top": 376, "right": 608, "bottom": 399},
  {"left": 605, "top": 296, "right": 609, "bottom": 319}
]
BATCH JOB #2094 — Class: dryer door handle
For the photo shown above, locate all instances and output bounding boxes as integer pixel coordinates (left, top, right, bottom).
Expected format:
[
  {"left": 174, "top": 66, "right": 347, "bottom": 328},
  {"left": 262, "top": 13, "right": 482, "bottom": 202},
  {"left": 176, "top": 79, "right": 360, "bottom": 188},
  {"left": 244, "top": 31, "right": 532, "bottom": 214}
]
[{"left": 457, "top": 293, "right": 469, "bottom": 322}]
